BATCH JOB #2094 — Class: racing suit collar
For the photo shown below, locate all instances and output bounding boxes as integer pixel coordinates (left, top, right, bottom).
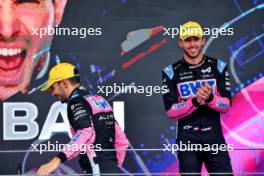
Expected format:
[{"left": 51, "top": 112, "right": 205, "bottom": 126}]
[
  {"left": 182, "top": 55, "right": 206, "bottom": 69},
  {"left": 67, "top": 86, "right": 81, "bottom": 102}
]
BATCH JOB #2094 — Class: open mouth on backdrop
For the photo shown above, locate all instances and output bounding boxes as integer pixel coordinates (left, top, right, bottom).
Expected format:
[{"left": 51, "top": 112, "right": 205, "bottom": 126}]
[{"left": 0, "top": 48, "right": 27, "bottom": 86}]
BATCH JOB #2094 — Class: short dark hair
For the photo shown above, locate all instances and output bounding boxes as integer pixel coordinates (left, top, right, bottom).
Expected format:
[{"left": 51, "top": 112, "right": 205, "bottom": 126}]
[{"left": 68, "top": 68, "right": 81, "bottom": 85}]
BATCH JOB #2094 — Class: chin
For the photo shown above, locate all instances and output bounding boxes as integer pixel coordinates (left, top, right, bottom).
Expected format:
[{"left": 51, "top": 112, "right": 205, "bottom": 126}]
[
  {"left": 188, "top": 53, "right": 199, "bottom": 59},
  {"left": 191, "top": 54, "right": 200, "bottom": 58},
  {"left": 188, "top": 51, "right": 202, "bottom": 58}
]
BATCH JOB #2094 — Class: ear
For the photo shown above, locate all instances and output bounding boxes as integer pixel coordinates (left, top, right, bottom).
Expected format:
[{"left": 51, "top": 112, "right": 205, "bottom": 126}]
[
  {"left": 54, "top": 0, "right": 67, "bottom": 26},
  {"left": 61, "top": 79, "right": 68, "bottom": 88},
  {"left": 201, "top": 37, "right": 205, "bottom": 46},
  {"left": 179, "top": 39, "right": 183, "bottom": 48}
]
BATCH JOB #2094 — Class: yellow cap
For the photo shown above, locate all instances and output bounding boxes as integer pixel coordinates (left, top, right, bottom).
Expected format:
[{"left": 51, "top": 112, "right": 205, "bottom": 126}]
[
  {"left": 41, "top": 63, "right": 79, "bottom": 91},
  {"left": 180, "top": 21, "right": 203, "bottom": 40}
]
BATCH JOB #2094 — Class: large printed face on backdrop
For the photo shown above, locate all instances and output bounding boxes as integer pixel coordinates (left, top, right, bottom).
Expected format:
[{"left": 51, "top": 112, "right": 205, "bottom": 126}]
[{"left": 0, "top": 0, "right": 67, "bottom": 101}]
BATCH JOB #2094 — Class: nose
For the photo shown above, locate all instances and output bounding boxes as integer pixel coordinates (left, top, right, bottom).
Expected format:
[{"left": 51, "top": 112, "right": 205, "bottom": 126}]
[
  {"left": 189, "top": 39, "right": 196, "bottom": 47},
  {"left": 0, "top": 4, "right": 21, "bottom": 41}
]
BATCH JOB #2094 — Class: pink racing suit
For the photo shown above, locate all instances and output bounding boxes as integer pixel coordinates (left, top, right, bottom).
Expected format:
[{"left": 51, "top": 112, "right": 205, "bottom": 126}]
[
  {"left": 57, "top": 87, "right": 129, "bottom": 174},
  {"left": 162, "top": 56, "right": 233, "bottom": 174}
]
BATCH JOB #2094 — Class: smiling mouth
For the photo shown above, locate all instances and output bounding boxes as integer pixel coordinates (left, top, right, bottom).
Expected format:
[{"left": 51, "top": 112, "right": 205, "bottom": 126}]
[
  {"left": 189, "top": 47, "right": 197, "bottom": 51},
  {"left": 188, "top": 47, "right": 200, "bottom": 54},
  {"left": 0, "top": 48, "right": 27, "bottom": 85}
]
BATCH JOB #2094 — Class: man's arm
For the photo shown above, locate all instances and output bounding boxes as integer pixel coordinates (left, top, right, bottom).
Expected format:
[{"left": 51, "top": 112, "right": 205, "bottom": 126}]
[
  {"left": 37, "top": 98, "right": 94, "bottom": 175},
  {"left": 57, "top": 97, "right": 94, "bottom": 162},
  {"left": 162, "top": 67, "right": 198, "bottom": 120},
  {"left": 114, "top": 121, "right": 129, "bottom": 167},
  {"left": 206, "top": 60, "right": 232, "bottom": 113},
  {"left": 37, "top": 157, "right": 61, "bottom": 176}
]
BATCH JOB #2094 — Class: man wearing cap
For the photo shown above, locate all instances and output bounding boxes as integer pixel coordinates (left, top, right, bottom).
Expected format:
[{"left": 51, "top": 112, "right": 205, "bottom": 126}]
[
  {"left": 162, "top": 21, "right": 233, "bottom": 174},
  {"left": 37, "top": 63, "right": 129, "bottom": 175}
]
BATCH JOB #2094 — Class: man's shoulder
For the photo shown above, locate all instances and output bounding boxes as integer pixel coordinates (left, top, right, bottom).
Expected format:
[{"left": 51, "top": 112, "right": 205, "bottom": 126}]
[
  {"left": 67, "top": 96, "right": 87, "bottom": 111},
  {"left": 162, "top": 59, "right": 183, "bottom": 79},
  {"left": 67, "top": 95, "right": 93, "bottom": 116},
  {"left": 67, "top": 87, "right": 91, "bottom": 106},
  {"left": 205, "top": 55, "right": 228, "bottom": 74},
  {"left": 163, "top": 59, "right": 183, "bottom": 70}
]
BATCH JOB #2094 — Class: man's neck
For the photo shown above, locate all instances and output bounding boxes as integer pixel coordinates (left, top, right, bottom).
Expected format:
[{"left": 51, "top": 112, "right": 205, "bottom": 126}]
[
  {"left": 66, "top": 84, "right": 80, "bottom": 100},
  {"left": 183, "top": 52, "right": 204, "bottom": 65}
]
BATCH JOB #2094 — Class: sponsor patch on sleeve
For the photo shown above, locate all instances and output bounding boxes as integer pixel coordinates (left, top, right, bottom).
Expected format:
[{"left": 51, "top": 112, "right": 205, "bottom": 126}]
[
  {"left": 163, "top": 65, "right": 174, "bottom": 80},
  {"left": 217, "top": 59, "right": 227, "bottom": 74}
]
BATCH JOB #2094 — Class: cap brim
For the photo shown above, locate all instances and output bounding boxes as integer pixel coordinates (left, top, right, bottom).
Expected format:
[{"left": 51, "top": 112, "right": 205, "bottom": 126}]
[
  {"left": 181, "top": 35, "right": 203, "bottom": 40},
  {"left": 41, "top": 81, "right": 53, "bottom": 92},
  {"left": 41, "top": 74, "right": 80, "bottom": 92}
]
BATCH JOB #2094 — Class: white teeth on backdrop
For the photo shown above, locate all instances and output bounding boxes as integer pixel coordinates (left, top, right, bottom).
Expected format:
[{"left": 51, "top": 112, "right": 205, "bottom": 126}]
[{"left": 0, "top": 48, "right": 22, "bottom": 56}]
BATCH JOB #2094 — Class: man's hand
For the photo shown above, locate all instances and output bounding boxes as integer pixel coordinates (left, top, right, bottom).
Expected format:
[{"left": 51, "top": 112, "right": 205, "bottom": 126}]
[
  {"left": 196, "top": 83, "right": 212, "bottom": 105},
  {"left": 196, "top": 92, "right": 205, "bottom": 105},
  {"left": 37, "top": 157, "right": 61, "bottom": 175}
]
